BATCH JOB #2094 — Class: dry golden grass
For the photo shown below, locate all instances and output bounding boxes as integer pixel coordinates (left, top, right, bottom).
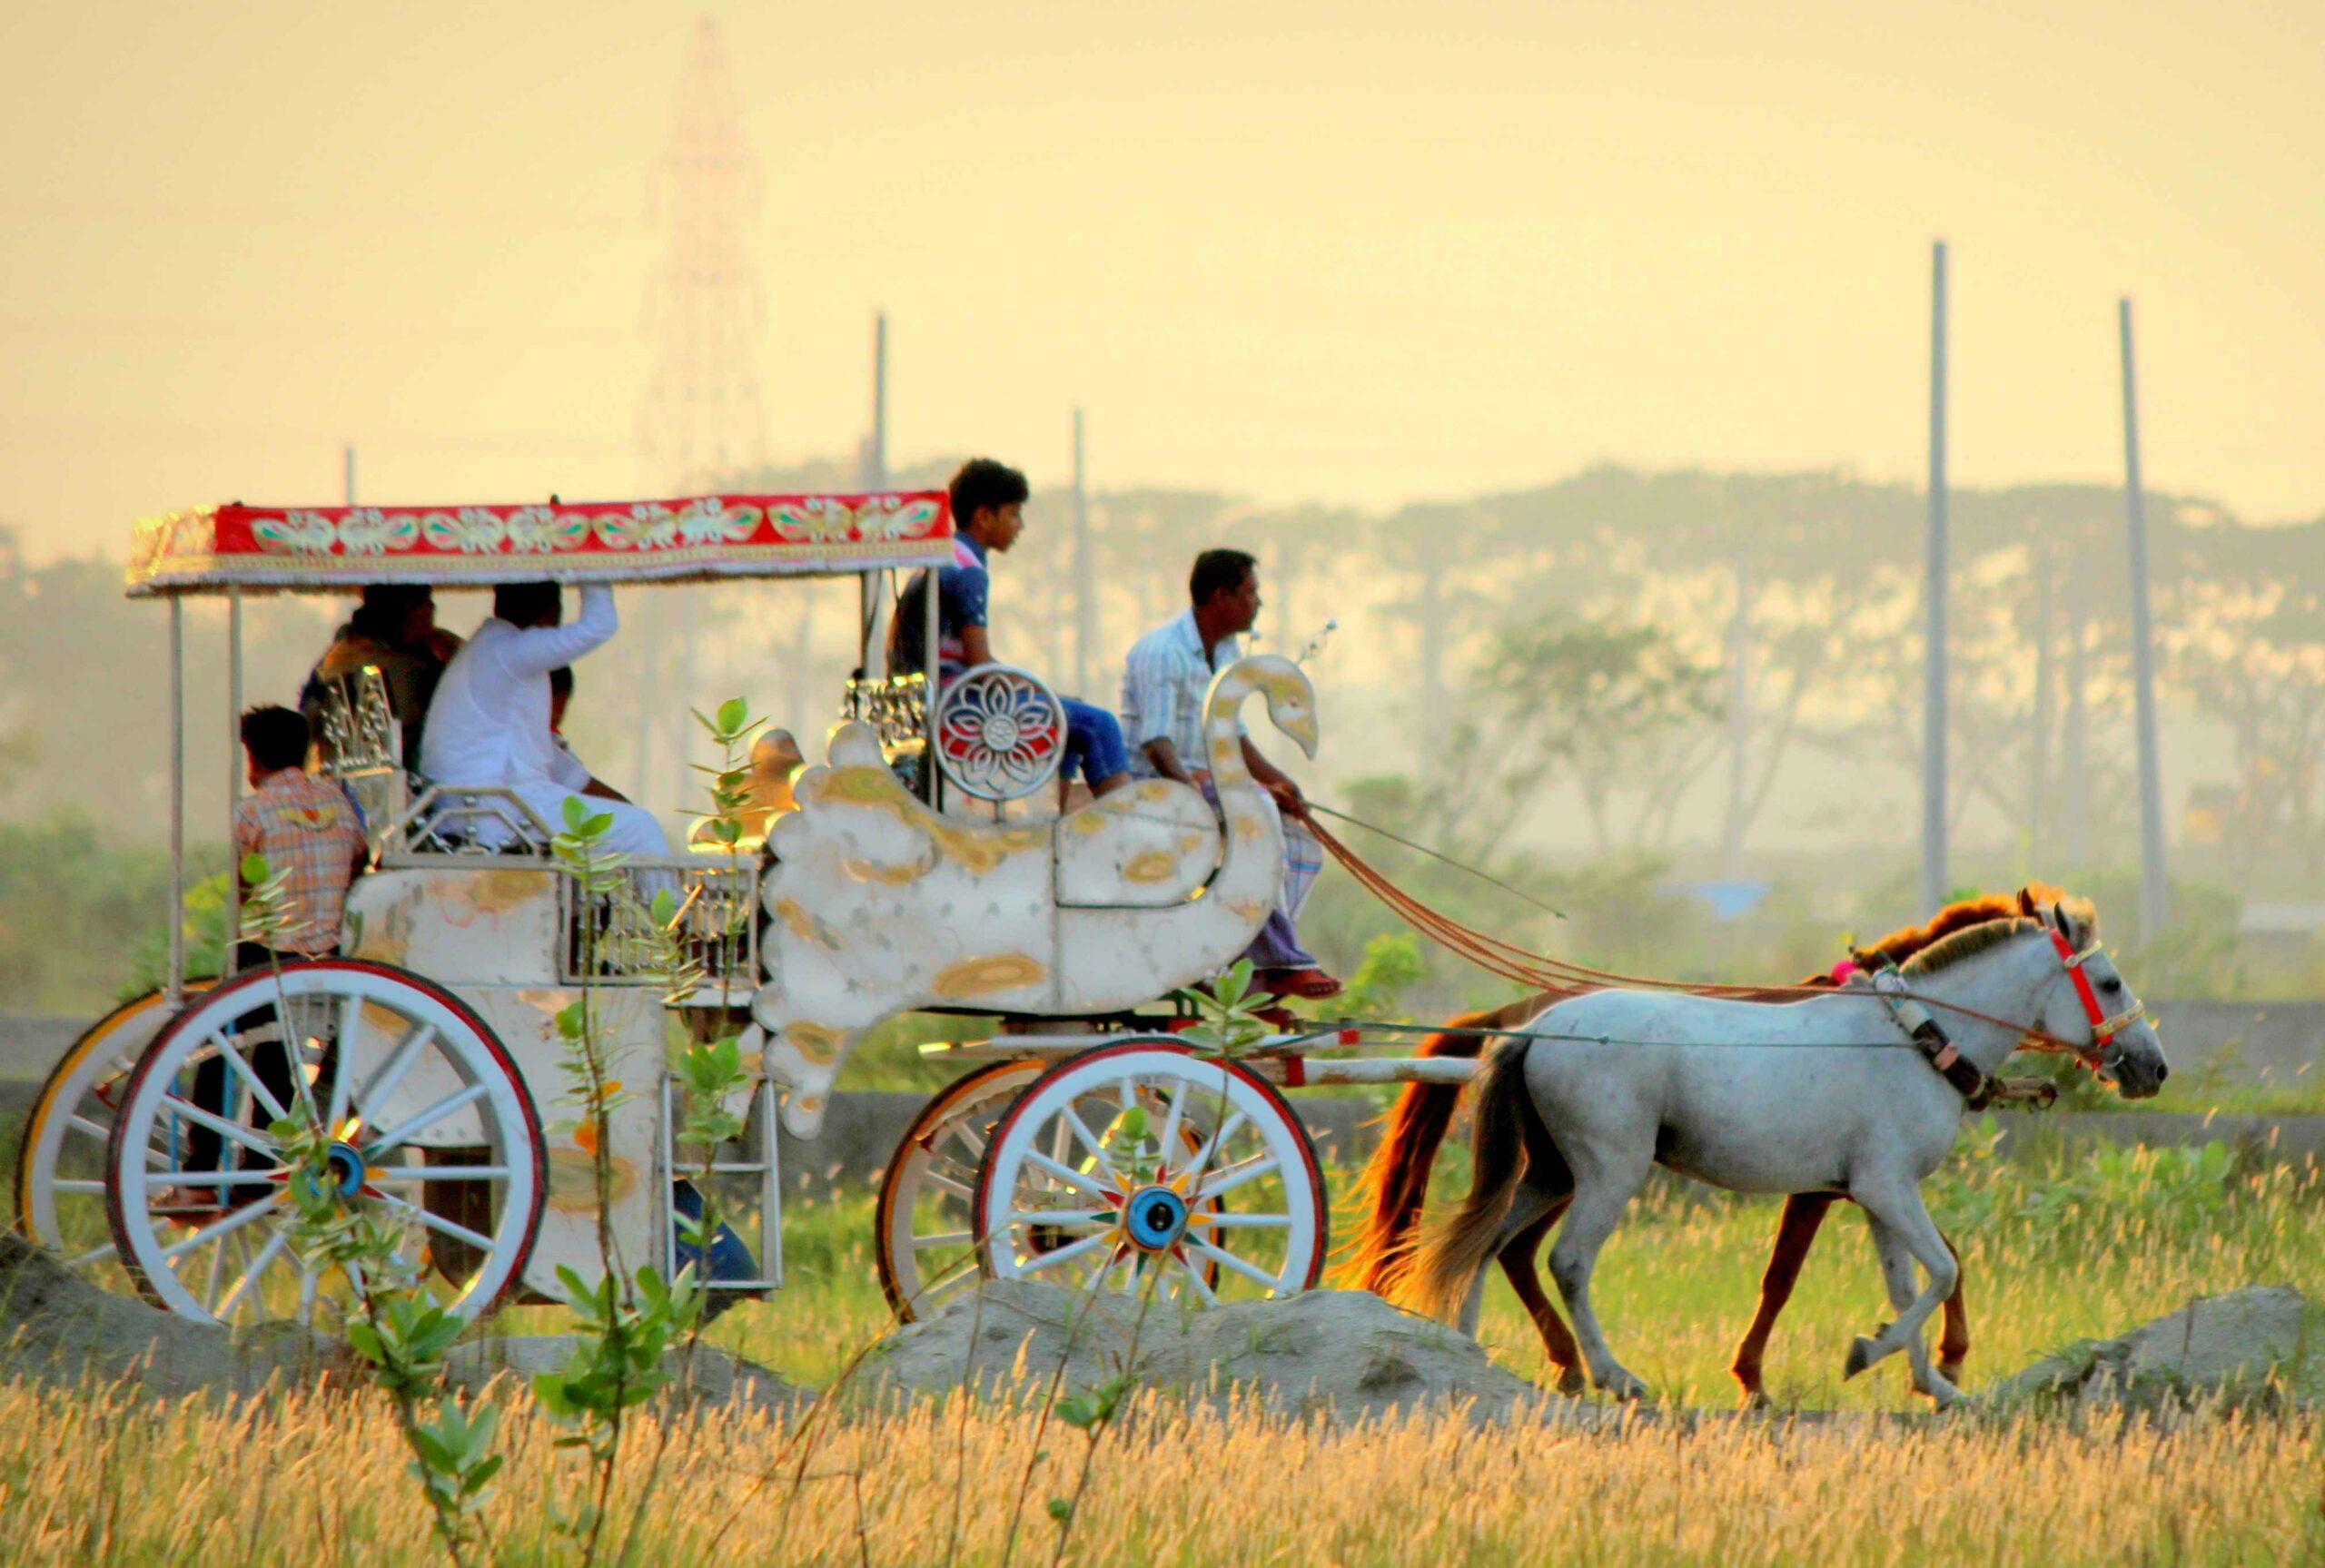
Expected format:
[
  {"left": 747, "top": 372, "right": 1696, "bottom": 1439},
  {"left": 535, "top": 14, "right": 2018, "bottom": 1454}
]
[{"left": 0, "top": 1376, "right": 2317, "bottom": 1566}]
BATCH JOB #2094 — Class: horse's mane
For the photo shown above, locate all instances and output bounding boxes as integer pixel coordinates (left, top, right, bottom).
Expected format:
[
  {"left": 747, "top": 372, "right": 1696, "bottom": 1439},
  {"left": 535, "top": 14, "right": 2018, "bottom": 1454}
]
[
  {"left": 1883, "top": 886, "right": 2100, "bottom": 978},
  {"left": 1851, "top": 883, "right": 2063, "bottom": 971},
  {"left": 1898, "top": 916, "right": 2043, "bottom": 976}
]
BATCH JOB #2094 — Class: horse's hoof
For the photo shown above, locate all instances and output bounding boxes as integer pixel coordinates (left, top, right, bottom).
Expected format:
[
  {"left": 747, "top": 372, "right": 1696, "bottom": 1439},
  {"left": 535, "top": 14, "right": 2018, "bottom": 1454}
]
[
  {"left": 1554, "top": 1366, "right": 1588, "bottom": 1396},
  {"left": 1843, "top": 1336, "right": 1879, "bottom": 1380},
  {"left": 1938, "top": 1359, "right": 1966, "bottom": 1386},
  {"left": 1600, "top": 1371, "right": 1651, "bottom": 1402},
  {"left": 1738, "top": 1388, "right": 1773, "bottom": 1413}
]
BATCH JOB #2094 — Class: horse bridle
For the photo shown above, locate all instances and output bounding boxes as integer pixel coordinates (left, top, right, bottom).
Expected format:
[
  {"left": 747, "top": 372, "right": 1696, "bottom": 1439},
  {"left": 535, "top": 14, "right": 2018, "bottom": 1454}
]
[{"left": 2045, "top": 927, "right": 2147, "bottom": 1068}]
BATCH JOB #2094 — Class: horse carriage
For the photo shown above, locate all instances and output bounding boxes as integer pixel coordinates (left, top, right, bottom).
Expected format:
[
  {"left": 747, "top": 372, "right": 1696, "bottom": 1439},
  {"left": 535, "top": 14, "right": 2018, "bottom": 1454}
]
[{"left": 11, "top": 488, "right": 1470, "bottom": 1331}]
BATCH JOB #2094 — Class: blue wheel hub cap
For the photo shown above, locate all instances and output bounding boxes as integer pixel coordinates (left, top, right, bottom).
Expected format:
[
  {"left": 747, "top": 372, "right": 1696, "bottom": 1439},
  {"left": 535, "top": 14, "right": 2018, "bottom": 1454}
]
[
  {"left": 294, "top": 1141, "right": 368, "bottom": 1206},
  {"left": 1123, "top": 1186, "right": 1189, "bottom": 1252}
]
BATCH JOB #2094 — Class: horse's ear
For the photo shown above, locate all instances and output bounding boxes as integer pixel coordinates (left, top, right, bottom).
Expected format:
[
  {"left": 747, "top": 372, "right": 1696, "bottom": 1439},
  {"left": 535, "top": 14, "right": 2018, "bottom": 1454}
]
[
  {"left": 2050, "top": 900, "right": 2076, "bottom": 942},
  {"left": 2018, "top": 886, "right": 2040, "bottom": 917}
]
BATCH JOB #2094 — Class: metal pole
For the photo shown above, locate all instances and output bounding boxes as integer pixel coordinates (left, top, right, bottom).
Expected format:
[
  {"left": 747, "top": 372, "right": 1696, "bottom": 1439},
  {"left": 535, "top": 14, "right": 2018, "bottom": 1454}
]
[
  {"left": 1073, "top": 408, "right": 1093, "bottom": 695},
  {"left": 167, "top": 597, "right": 186, "bottom": 1003},
  {"left": 342, "top": 442, "right": 356, "bottom": 506},
  {"left": 225, "top": 588, "right": 243, "bottom": 961},
  {"left": 1722, "top": 565, "right": 1754, "bottom": 880},
  {"left": 868, "top": 312, "right": 888, "bottom": 488},
  {"left": 1921, "top": 239, "right": 1949, "bottom": 917},
  {"left": 2027, "top": 543, "right": 2053, "bottom": 870},
  {"left": 2118, "top": 298, "right": 2171, "bottom": 939}
]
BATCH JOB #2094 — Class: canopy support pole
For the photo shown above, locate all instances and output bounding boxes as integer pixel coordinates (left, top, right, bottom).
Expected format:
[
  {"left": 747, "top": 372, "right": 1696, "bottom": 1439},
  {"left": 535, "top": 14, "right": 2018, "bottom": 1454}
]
[
  {"left": 167, "top": 597, "right": 186, "bottom": 1005},
  {"left": 225, "top": 588, "right": 243, "bottom": 961}
]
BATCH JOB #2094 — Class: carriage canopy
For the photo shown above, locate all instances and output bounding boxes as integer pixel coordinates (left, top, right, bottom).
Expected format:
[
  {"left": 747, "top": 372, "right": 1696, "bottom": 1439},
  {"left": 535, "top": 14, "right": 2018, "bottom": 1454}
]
[{"left": 124, "top": 491, "right": 955, "bottom": 597}]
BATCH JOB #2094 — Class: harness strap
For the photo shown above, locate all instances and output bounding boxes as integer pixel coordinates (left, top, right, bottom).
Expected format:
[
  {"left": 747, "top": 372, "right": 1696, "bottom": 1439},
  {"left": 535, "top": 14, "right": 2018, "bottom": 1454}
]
[{"left": 1871, "top": 963, "right": 1994, "bottom": 1109}]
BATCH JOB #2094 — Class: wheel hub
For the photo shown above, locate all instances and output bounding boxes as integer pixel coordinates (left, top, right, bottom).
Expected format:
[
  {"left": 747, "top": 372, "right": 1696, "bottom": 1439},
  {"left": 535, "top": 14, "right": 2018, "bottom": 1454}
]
[
  {"left": 292, "top": 1140, "right": 369, "bottom": 1207},
  {"left": 1122, "top": 1185, "right": 1189, "bottom": 1253}
]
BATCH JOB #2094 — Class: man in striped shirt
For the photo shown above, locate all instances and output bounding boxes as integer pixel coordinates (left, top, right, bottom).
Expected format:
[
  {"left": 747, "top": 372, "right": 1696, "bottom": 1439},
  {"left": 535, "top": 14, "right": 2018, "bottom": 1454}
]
[{"left": 1120, "top": 549, "right": 1339, "bottom": 1001}]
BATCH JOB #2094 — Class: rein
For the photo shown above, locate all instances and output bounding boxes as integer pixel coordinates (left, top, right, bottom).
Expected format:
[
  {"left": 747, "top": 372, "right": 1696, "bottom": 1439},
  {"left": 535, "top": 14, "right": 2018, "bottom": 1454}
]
[{"left": 1307, "top": 812, "right": 2115, "bottom": 1061}]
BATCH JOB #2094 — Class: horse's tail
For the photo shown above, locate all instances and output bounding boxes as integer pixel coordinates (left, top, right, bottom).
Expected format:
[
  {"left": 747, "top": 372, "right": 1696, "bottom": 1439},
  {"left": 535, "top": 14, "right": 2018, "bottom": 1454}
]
[
  {"left": 1394, "top": 1032, "right": 1543, "bottom": 1324},
  {"left": 1331, "top": 994, "right": 1552, "bottom": 1297}
]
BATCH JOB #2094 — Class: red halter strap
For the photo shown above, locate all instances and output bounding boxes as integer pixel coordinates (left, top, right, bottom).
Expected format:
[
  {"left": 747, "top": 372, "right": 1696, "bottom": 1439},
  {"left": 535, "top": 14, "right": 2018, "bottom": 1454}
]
[{"left": 2047, "top": 927, "right": 2141, "bottom": 1059}]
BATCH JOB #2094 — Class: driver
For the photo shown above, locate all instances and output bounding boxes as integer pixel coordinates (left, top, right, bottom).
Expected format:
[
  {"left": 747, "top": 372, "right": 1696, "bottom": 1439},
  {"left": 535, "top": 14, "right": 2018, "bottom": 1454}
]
[{"left": 1121, "top": 548, "right": 1339, "bottom": 1001}]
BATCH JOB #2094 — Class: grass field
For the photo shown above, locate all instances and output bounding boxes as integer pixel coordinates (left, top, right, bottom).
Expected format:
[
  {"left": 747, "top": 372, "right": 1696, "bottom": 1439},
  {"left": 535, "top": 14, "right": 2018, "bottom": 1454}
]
[
  {"left": 3, "top": 1377, "right": 2318, "bottom": 1566},
  {"left": 6, "top": 1110, "right": 2325, "bottom": 1563},
  {"left": 658, "top": 1129, "right": 2325, "bottom": 1408}
]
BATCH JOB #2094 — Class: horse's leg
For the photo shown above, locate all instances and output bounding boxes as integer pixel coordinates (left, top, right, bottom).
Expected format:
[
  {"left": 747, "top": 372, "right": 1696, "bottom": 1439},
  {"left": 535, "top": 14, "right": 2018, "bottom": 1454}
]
[
  {"left": 1840, "top": 1174, "right": 1963, "bottom": 1407},
  {"left": 1545, "top": 1144, "right": 1656, "bottom": 1401},
  {"left": 1730, "top": 1192, "right": 1838, "bottom": 1407},
  {"left": 1499, "top": 1198, "right": 1584, "bottom": 1395},
  {"left": 1458, "top": 1183, "right": 1557, "bottom": 1338},
  {"left": 1864, "top": 1213, "right": 1942, "bottom": 1401},
  {"left": 1935, "top": 1232, "right": 1970, "bottom": 1386}
]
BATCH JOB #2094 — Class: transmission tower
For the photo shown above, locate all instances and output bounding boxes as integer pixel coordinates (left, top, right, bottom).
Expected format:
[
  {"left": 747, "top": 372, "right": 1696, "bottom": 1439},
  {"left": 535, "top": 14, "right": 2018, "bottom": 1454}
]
[
  {"left": 638, "top": 16, "right": 766, "bottom": 486},
  {"left": 631, "top": 17, "right": 766, "bottom": 806}
]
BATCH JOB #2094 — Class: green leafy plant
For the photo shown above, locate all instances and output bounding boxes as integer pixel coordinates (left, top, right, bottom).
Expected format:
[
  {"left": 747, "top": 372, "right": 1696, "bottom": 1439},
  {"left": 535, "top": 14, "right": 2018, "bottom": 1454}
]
[
  {"left": 242, "top": 850, "right": 495, "bottom": 1566},
  {"left": 1172, "top": 959, "right": 1279, "bottom": 1060}
]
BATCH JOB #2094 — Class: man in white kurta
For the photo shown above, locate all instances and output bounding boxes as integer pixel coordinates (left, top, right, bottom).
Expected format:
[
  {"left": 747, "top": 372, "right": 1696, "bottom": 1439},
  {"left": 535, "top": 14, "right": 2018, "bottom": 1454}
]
[{"left": 421, "top": 582, "right": 672, "bottom": 863}]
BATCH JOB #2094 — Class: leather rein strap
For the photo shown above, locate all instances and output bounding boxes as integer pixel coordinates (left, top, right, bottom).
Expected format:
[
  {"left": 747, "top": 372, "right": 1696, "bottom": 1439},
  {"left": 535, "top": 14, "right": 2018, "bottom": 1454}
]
[{"left": 1310, "top": 814, "right": 2126, "bottom": 1067}]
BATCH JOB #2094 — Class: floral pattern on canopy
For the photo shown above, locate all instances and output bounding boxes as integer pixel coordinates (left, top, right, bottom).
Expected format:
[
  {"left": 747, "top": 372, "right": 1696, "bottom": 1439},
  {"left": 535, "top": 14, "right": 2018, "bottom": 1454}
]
[{"left": 125, "top": 492, "right": 953, "bottom": 596}]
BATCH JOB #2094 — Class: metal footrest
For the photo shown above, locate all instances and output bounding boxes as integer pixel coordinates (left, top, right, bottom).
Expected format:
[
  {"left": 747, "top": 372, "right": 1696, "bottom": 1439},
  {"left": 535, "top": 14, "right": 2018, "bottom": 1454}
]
[{"left": 658, "top": 1074, "right": 783, "bottom": 1294}]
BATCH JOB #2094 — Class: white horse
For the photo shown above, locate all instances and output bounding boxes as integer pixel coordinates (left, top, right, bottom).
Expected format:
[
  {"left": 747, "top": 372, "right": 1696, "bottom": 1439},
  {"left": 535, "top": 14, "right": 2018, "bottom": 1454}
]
[{"left": 1397, "top": 895, "right": 2167, "bottom": 1407}]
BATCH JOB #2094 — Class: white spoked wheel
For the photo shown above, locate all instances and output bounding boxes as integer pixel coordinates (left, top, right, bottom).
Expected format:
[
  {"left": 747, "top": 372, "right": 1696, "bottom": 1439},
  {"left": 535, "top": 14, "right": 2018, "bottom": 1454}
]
[
  {"left": 103, "top": 960, "right": 545, "bottom": 1328},
  {"left": 876, "top": 1060, "right": 1045, "bottom": 1321},
  {"left": 974, "top": 1042, "right": 1326, "bottom": 1307},
  {"left": 12, "top": 985, "right": 204, "bottom": 1287}
]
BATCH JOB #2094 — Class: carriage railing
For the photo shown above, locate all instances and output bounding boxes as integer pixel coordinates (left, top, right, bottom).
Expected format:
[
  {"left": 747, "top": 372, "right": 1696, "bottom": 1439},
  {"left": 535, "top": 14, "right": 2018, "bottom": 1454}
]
[
  {"left": 377, "top": 784, "right": 559, "bottom": 863},
  {"left": 311, "top": 666, "right": 406, "bottom": 854},
  {"left": 842, "top": 669, "right": 931, "bottom": 795},
  {"left": 558, "top": 854, "right": 761, "bottom": 991}
]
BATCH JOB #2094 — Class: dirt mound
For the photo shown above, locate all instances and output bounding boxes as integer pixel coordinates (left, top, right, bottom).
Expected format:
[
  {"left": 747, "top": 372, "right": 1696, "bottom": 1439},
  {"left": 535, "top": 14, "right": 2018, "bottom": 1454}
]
[
  {"left": 853, "top": 1280, "right": 1593, "bottom": 1425},
  {"left": 1990, "top": 1286, "right": 2313, "bottom": 1410},
  {"left": 0, "top": 1234, "right": 358, "bottom": 1399}
]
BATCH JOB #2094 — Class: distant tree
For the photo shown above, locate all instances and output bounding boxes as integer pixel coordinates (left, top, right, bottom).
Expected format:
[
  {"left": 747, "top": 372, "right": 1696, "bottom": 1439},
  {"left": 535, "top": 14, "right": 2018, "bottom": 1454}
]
[{"left": 1465, "top": 610, "right": 1722, "bottom": 856}]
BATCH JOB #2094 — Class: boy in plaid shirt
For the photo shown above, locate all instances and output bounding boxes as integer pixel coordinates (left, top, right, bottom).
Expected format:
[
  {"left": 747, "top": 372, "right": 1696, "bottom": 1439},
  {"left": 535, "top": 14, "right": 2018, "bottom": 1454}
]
[
  {"left": 232, "top": 705, "right": 366, "bottom": 966},
  {"left": 169, "top": 708, "right": 366, "bottom": 1212}
]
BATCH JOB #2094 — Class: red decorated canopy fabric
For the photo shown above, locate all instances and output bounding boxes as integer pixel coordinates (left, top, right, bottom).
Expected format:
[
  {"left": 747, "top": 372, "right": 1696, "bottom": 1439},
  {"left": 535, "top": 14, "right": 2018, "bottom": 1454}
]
[{"left": 125, "top": 493, "right": 954, "bottom": 597}]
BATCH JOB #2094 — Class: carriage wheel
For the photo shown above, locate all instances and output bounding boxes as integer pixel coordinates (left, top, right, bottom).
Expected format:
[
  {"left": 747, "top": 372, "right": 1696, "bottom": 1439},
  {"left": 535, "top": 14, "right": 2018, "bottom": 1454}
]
[
  {"left": 875, "top": 1060, "right": 1045, "bottom": 1321},
  {"left": 11, "top": 985, "right": 209, "bottom": 1286},
  {"left": 973, "top": 1042, "right": 1326, "bottom": 1307},
  {"left": 103, "top": 960, "right": 545, "bottom": 1328}
]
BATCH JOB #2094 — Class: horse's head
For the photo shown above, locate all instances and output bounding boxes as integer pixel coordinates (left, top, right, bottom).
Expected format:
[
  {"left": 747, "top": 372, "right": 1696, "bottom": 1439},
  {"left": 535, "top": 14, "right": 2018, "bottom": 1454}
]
[{"left": 2033, "top": 896, "right": 2168, "bottom": 1100}]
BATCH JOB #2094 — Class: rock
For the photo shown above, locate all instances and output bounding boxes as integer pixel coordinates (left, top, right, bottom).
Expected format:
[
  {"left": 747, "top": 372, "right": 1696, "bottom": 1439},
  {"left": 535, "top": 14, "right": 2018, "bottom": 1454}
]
[
  {"left": 850, "top": 1279, "right": 1593, "bottom": 1426},
  {"left": 1990, "top": 1286, "right": 2310, "bottom": 1410},
  {"left": 444, "top": 1334, "right": 806, "bottom": 1416},
  {"left": 0, "top": 1233, "right": 361, "bottom": 1400}
]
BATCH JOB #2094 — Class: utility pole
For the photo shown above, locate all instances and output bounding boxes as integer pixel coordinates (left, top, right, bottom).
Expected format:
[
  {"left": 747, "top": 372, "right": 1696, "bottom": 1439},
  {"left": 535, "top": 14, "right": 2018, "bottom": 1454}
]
[
  {"left": 1072, "top": 408, "right": 1093, "bottom": 695},
  {"left": 1922, "top": 240, "right": 1950, "bottom": 917},
  {"left": 2119, "top": 298, "right": 2171, "bottom": 940},
  {"left": 2027, "top": 539, "right": 2055, "bottom": 870},
  {"left": 865, "top": 312, "right": 888, "bottom": 488},
  {"left": 342, "top": 443, "right": 356, "bottom": 507}
]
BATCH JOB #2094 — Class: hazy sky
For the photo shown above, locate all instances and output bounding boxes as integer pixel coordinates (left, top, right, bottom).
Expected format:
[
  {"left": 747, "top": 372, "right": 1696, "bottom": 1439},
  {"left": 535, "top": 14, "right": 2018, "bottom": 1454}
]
[{"left": 2, "top": 0, "right": 2318, "bottom": 560}]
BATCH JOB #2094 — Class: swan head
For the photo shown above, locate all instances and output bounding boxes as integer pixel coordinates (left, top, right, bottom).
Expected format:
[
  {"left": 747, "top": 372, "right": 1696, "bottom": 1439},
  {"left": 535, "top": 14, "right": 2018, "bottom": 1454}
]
[{"left": 1242, "top": 653, "right": 1320, "bottom": 759}]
